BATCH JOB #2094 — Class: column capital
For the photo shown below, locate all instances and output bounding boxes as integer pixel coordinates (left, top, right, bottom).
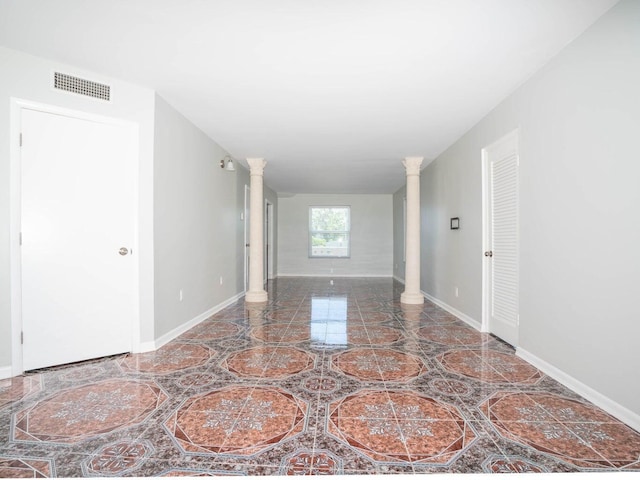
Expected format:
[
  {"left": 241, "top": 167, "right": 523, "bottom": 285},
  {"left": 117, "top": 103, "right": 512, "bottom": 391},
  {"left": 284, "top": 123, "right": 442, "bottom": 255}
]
[
  {"left": 402, "top": 156, "right": 423, "bottom": 176},
  {"left": 247, "top": 158, "right": 267, "bottom": 176}
]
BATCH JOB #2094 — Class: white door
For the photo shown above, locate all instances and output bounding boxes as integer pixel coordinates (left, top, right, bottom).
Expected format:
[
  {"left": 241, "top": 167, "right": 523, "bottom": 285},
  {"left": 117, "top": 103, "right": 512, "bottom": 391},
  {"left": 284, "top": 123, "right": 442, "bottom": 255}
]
[
  {"left": 482, "top": 130, "right": 519, "bottom": 346},
  {"left": 264, "top": 201, "right": 273, "bottom": 283},
  {"left": 244, "top": 185, "right": 250, "bottom": 292},
  {"left": 21, "top": 108, "right": 137, "bottom": 370}
]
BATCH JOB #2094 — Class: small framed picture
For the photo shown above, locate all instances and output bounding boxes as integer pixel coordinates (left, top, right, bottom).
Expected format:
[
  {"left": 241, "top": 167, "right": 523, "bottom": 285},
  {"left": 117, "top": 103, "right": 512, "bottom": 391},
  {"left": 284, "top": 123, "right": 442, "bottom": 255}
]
[{"left": 450, "top": 217, "right": 460, "bottom": 230}]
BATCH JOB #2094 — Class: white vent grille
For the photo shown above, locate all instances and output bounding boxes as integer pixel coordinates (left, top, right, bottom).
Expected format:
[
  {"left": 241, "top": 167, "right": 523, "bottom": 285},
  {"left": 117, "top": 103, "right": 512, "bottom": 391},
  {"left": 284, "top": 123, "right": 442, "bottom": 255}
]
[{"left": 53, "top": 72, "right": 111, "bottom": 101}]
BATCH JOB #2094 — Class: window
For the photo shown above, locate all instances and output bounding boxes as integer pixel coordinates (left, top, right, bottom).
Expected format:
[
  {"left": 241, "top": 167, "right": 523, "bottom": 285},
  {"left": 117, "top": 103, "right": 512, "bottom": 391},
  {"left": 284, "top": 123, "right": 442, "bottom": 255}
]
[{"left": 309, "top": 206, "right": 350, "bottom": 258}]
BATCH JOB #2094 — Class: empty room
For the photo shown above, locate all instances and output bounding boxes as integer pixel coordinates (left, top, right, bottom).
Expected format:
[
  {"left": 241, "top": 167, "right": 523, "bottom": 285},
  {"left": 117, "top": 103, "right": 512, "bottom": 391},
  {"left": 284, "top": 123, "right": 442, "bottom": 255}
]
[{"left": 0, "top": 0, "right": 638, "bottom": 477}]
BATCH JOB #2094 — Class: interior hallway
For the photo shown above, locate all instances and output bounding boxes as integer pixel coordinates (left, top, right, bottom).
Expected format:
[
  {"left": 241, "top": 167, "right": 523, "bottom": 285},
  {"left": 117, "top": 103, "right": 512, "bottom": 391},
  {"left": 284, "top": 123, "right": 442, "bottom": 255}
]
[{"left": 1, "top": 277, "right": 638, "bottom": 476}]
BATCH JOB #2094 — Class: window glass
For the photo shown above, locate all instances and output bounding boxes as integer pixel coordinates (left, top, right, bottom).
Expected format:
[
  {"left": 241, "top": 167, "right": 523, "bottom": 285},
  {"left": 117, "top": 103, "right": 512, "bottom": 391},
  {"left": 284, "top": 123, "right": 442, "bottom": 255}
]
[{"left": 309, "top": 207, "right": 350, "bottom": 258}]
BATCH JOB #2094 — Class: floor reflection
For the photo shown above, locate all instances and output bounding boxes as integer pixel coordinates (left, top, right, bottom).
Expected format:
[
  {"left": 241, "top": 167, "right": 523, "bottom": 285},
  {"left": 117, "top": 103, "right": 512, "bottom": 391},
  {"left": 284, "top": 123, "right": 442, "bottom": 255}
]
[{"left": 310, "top": 296, "right": 348, "bottom": 346}]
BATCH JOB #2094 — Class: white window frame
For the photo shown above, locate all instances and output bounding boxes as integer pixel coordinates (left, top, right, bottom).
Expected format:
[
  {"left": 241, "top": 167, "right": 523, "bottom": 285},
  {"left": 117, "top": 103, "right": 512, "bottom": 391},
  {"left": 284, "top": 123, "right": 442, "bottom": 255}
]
[{"left": 308, "top": 206, "right": 351, "bottom": 258}]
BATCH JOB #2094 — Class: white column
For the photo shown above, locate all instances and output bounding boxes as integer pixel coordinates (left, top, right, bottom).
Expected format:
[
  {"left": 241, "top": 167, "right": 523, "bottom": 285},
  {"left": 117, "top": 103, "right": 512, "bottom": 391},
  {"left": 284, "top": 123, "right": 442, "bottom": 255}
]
[
  {"left": 245, "top": 158, "right": 268, "bottom": 303},
  {"left": 401, "top": 156, "right": 424, "bottom": 305}
]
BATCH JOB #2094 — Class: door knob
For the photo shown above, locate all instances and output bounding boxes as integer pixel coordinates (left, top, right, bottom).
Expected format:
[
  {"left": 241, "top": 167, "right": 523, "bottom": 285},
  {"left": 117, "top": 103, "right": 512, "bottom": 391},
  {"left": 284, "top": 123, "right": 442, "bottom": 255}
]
[
  {"left": 484, "top": 251, "right": 493, "bottom": 257},
  {"left": 119, "top": 247, "right": 129, "bottom": 256}
]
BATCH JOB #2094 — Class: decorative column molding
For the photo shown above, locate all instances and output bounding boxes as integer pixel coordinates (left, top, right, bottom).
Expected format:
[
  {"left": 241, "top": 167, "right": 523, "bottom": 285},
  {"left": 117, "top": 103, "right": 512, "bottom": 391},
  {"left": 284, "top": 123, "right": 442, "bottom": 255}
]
[
  {"left": 401, "top": 156, "right": 424, "bottom": 305},
  {"left": 245, "top": 158, "right": 268, "bottom": 303}
]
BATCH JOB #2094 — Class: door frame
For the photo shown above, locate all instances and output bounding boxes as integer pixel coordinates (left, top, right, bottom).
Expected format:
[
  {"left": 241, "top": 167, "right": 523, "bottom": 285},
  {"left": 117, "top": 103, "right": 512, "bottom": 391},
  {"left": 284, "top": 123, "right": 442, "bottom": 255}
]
[
  {"left": 9, "top": 98, "right": 140, "bottom": 375},
  {"left": 481, "top": 128, "right": 519, "bottom": 343},
  {"left": 244, "top": 184, "right": 250, "bottom": 292},
  {"left": 264, "top": 199, "right": 274, "bottom": 282}
]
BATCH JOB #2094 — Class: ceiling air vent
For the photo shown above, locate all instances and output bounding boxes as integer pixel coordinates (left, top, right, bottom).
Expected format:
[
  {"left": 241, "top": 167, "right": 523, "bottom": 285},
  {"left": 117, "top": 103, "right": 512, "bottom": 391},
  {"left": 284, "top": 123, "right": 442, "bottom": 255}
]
[{"left": 53, "top": 72, "right": 111, "bottom": 101}]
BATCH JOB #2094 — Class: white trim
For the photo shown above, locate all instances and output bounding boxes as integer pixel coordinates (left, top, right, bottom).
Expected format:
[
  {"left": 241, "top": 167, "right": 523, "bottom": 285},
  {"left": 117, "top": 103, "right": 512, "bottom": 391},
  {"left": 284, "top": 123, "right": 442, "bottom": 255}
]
[
  {"left": 151, "top": 292, "right": 245, "bottom": 351},
  {"left": 137, "top": 340, "right": 157, "bottom": 354},
  {"left": 9, "top": 99, "right": 23, "bottom": 376},
  {"left": 481, "top": 144, "right": 490, "bottom": 333},
  {"left": 277, "top": 273, "right": 393, "bottom": 278},
  {"left": 421, "top": 291, "right": 482, "bottom": 331},
  {"left": 244, "top": 184, "right": 250, "bottom": 292},
  {"left": 0, "top": 366, "right": 13, "bottom": 380},
  {"left": 393, "top": 275, "right": 405, "bottom": 284},
  {"left": 517, "top": 347, "right": 640, "bottom": 432},
  {"left": 265, "top": 199, "right": 276, "bottom": 281}
]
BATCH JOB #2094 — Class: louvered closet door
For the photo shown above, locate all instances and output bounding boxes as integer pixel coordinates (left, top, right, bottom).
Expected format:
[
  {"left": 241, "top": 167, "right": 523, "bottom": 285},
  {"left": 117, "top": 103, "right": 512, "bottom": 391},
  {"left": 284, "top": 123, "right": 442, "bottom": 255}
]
[{"left": 484, "top": 131, "right": 519, "bottom": 346}]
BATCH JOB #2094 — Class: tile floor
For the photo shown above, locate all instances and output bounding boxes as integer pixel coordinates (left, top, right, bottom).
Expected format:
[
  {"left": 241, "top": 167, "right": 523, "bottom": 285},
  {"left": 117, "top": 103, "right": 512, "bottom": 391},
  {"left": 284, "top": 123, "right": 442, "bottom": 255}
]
[{"left": 1, "top": 277, "right": 639, "bottom": 476}]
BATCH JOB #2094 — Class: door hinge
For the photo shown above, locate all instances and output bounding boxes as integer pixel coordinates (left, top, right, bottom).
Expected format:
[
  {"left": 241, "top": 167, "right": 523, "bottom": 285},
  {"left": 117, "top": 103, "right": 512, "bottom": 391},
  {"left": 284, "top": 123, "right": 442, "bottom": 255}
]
[
  {"left": 19, "top": 133, "right": 23, "bottom": 147},
  {"left": 21, "top": 331, "right": 24, "bottom": 345},
  {"left": 19, "top": 232, "right": 22, "bottom": 245}
]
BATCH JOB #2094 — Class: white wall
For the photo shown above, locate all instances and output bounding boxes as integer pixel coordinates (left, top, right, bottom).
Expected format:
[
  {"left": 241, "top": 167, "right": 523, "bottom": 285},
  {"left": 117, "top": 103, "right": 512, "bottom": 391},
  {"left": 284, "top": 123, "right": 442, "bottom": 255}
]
[
  {"left": 0, "top": 47, "right": 156, "bottom": 374},
  {"left": 278, "top": 194, "right": 393, "bottom": 277},
  {"left": 421, "top": 150, "right": 482, "bottom": 319},
  {"left": 153, "top": 95, "right": 244, "bottom": 341},
  {"left": 409, "top": 0, "right": 640, "bottom": 421}
]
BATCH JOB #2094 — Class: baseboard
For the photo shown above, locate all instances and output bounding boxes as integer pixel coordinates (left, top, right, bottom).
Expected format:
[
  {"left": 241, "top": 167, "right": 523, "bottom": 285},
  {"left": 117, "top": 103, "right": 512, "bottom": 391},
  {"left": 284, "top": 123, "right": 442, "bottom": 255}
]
[
  {"left": 517, "top": 347, "right": 640, "bottom": 432},
  {"left": 150, "top": 291, "right": 245, "bottom": 351},
  {"left": 421, "top": 291, "right": 482, "bottom": 331},
  {"left": 277, "top": 273, "right": 393, "bottom": 278},
  {"left": 136, "top": 341, "right": 156, "bottom": 354},
  {"left": 0, "top": 365, "right": 12, "bottom": 380},
  {"left": 393, "top": 275, "right": 405, "bottom": 284}
]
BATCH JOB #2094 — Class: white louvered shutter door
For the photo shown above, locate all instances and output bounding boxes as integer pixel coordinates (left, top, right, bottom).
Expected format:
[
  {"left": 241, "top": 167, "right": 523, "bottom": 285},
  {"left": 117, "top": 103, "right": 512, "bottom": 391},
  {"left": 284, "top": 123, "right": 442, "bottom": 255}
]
[{"left": 488, "top": 134, "right": 519, "bottom": 346}]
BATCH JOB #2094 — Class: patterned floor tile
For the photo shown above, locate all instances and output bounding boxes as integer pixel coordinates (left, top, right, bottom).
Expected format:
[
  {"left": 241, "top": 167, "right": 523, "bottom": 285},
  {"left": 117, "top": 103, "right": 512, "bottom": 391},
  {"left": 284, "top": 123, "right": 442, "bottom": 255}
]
[
  {"left": 331, "top": 348, "right": 427, "bottom": 382},
  {"left": 300, "top": 376, "right": 340, "bottom": 395},
  {"left": 251, "top": 324, "right": 310, "bottom": 343},
  {"left": 279, "top": 448, "right": 344, "bottom": 475},
  {"left": 415, "top": 325, "right": 489, "bottom": 346},
  {"left": 428, "top": 378, "right": 474, "bottom": 398},
  {"left": 0, "top": 376, "right": 43, "bottom": 410},
  {"left": 164, "top": 385, "right": 307, "bottom": 456},
  {"left": 117, "top": 343, "right": 214, "bottom": 374},
  {"left": 12, "top": 379, "right": 167, "bottom": 444},
  {"left": 480, "top": 391, "right": 640, "bottom": 469},
  {"left": 436, "top": 349, "right": 543, "bottom": 384},
  {"left": 327, "top": 389, "right": 476, "bottom": 464},
  {"left": 222, "top": 346, "right": 316, "bottom": 379},
  {"left": 346, "top": 325, "right": 403, "bottom": 345},
  {"left": 82, "top": 439, "right": 154, "bottom": 476},
  {"left": 481, "top": 454, "right": 550, "bottom": 473},
  {"left": 0, "top": 277, "right": 637, "bottom": 476},
  {"left": 0, "top": 457, "right": 55, "bottom": 478}
]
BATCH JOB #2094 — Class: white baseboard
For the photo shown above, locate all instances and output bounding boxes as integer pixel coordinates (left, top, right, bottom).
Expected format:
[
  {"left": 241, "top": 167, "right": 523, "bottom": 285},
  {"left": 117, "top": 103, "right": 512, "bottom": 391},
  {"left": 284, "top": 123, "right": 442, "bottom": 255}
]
[
  {"left": 136, "top": 341, "right": 156, "bottom": 354},
  {"left": 517, "top": 347, "right": 640, "bottom": 432},
  {"left": 0, "top": 365, "right": 12, "bottom": 380},
  {"left": 421, "top": 291, "right": 482, "bottom": 330},
  {"left": 146, "top": 291, "right": 245, "bottom": 352},
  {"left": 277, "top": 273, "right": 393, "bottom": 278},
  {"left": 393, "top": 275, "right": 405, "bottom": 284}
]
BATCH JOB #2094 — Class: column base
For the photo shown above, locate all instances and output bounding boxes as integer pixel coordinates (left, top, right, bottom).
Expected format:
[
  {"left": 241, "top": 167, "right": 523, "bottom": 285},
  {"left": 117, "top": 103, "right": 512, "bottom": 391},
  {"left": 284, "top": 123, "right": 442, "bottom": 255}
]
[
  {"left": 245, "top": 290, "right": 268, "bottom": 303},
  {"left": 400, "top": 292, "right": 424, "bottom": 305}
]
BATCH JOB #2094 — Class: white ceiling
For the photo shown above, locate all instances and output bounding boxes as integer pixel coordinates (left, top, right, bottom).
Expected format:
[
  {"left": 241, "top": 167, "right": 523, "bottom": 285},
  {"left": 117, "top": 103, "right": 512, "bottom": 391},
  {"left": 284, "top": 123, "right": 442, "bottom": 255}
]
[{"left": 0, "top": 0, "right": 618, "bottom": 194}]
